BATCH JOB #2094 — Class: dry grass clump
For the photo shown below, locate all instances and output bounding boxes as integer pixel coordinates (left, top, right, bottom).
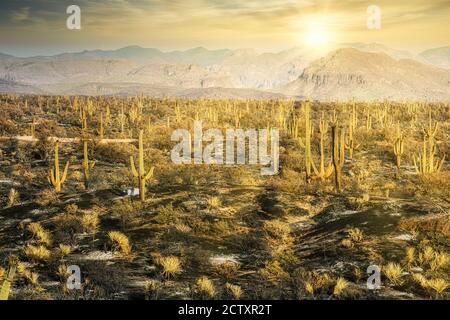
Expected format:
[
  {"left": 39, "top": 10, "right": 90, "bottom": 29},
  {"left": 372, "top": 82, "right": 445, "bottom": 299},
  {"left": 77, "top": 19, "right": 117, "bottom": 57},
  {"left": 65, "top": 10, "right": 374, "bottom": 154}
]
[
  {"left": 405, "top": 247, "right": 416, "bottom": 266},
  {"left": 224, "top": 283, "right": 242, "bottom": 299},
  {"left": 384, "top": 262, "right": 403, "bottom": 285},
  {"left": 0, "top": 266, "right": 5, "bottom": 280},
  {"left": 399, "top": 214, "right": 450, "bottom": 236},
  {"left": 108, "top": 231, "right": 131, "bottom": 255},
  {"left": 24, "top": 244, "right": 51, "bottom": 261},
  {"left": 430, "top": 251, "right": 449, "bottom": 271},
  {"left": 154, "top": 203, "right": 181, "bottom": 225},
  {"left": 158, "top": 256, "right": 182, "bottom": 279},
  {"left": 207, "top": 196, "right": 221, "bottom": 209},
  {"left": 81, "top": 212, "right": 100, "bottom": 233},
  {"left": 144, "top": 279, "right": 161, "bottom": 300},
  {"left": 27, "top": 222, "right": 52, "bottom": 246},
  {"left": 7, "top": 188, "right": 19, "bottom": 207},
  {"left": 174, "top": 223, "right": 192, "bottom": 234},
  {"left": 65, "top": 203, "right": 79, "bottom": 215},
  {"left": 197, "top": 276, "right": 216, "bottom": 298},
  {"left": 348, "top": 228, "right": 364, "bottom": 242},
  {"left": 263, "top": 220, "right": 290, "bottom": 241},
  {"left": 57, "top": 264, "right": 68, "bottom": 279},
  {"left": 412, "top": 274, "right": 449, "bottom": 297},
  {"left": 214, "top": 261, "right": 240, "bottom": 279},
  {"left": 426, "top": 278, "right": 449, "bottom": 296},
  {"left": 341, "top": 228, "right": 364, "bottom": 248},
  {"left": 58, "top": 244, "right": 72, "bottom": 256},
  {"left": 333, "top": 277, "right": 349, "bottom": 296},
  {"left": 260, "top": 260, "right": 289, "bottom": 281},
  {"left": 23, "top": 271, "right": 40, "bottom": 286},
  {"left": 35, "top": 188, "right": 58, "bottom": 206}
]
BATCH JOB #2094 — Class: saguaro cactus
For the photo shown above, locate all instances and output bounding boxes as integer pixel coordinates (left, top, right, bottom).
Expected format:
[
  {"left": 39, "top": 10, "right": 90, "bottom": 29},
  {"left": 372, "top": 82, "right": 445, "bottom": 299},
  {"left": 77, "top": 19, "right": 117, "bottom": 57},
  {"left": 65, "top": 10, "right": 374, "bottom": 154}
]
[
  {"left": 82, "top": 139, "right": 96, "bottom": 189},
  {"left": 393, "top": 124, "right": 404, "bottom": 170},
  {"left": 332, "top": 125, "right": 346, "bottom": 192},
  {"left": 413, "top": 110, "right": 446, "bottom": 174},
  {"left": 312, "top": 113, "right": 333, "bottom": 180},
  {"left": 130, "top": 130, "right": 155, "bottom": 201},
  {"left": 0, "top": 257, "right": 17, "bottom": 300},
  {"left": 97, "top": 112, "right": 105, "bottom": 139},
  {"left": 345, "top": 107, "right": 360, "bottom": 161},
  {"left": 303, "top": 102, "right": 313, "bottom": 183},
  {"left": 48, "top": 142, "right": 69, "bottom": 193}
]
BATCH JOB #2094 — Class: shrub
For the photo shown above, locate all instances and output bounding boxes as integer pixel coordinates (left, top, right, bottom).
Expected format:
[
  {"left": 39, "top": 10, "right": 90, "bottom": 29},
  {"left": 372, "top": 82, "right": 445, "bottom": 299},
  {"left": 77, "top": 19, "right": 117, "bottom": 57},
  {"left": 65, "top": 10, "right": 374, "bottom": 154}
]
[
  {"left": 108, "top": 231, "right": 131, "bottom": 255},
  {"left": 159, "top": 256, "right": 182, "bottom": 279},
  {"left": 197, "top": 276, "right": 216, "bottom": 298},
  {"left": 24, "top": 245, "right": 51, "bottom": 261}
]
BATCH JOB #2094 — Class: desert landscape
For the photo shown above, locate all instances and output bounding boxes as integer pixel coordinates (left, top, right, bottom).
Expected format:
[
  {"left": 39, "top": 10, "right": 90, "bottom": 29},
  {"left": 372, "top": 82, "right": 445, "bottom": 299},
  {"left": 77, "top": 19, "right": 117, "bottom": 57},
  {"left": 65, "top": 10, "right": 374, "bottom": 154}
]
[
  {"left": 0, "top": 0, "right": 449, "bottom": 303},
  {"left": 0, "top": 95, "right": 448, "bottom": 300}
]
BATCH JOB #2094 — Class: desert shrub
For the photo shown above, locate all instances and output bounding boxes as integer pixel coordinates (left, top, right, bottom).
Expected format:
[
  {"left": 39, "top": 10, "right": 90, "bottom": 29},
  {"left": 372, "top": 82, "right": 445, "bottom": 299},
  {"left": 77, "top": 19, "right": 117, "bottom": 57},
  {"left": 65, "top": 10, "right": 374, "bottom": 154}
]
[
  {"left": 108, "top": 231, "right": 131, "bottom": 255},
  {"left": 158, "top": 256, "right": 182, "bottom": 279},
  {"left": 27, "top": 222, "right": 52, "bottom": 246},
  {"left": 24, "top": 245, "right": 51, "bottom": 261},
  {"left": 224, "top": 283, "right": 242, "bottom": 299},
  {"left": 196, "top": 276, "right": 216, "bottom": 298}
]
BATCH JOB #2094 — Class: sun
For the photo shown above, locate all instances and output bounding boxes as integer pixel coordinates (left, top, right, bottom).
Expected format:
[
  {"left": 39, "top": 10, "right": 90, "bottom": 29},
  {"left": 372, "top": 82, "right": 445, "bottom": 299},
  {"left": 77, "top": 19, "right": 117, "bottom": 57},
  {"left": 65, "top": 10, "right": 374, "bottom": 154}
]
[{"left": 302, "top": 19, "right": 332, "bottom": 49}]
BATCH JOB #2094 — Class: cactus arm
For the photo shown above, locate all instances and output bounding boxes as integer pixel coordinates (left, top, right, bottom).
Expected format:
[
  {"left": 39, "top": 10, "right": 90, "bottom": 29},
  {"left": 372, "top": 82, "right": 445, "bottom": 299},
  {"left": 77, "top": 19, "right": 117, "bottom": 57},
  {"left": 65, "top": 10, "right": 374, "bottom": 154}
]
[
  {"left": 60, "top": 161, "right": 70, "bottom": 185},
  {"left": 311, "top": 159, "right": 319, "bottom": 176},
  {"left": 145, "top": 167, "right": 155, "bottom": 180},
  {"left": 130, "top": 156, "right": 139, "bottom": 177}
]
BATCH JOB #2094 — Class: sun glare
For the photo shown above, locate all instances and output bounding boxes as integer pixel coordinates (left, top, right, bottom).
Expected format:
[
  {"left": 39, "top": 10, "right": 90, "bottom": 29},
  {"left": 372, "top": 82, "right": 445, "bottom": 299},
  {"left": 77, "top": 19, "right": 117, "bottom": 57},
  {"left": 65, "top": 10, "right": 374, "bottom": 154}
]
[{"left": 302, "top": 19, "right": 331, "bottom": 48}]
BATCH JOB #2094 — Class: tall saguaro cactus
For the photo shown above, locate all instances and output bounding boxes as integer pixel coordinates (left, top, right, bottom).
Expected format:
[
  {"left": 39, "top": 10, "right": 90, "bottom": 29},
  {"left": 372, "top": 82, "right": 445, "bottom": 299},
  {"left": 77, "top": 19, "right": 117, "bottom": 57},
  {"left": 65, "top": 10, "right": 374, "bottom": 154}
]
[
  {"left": 393, "top": 124, "right": 404, "bottom": 171},
  {"left": 130, "top": 130, "right": 155, "bottom": 202},
  {"left": 82, "top": 139, "right": 96, "bottom": 190},
  {"left": 312, "top": 113, "right": 333, "bottom": 180},
  {"left": 413, "top": 110, "right": 446, "bottom": 174},
  {"left": 303, "top": 102, "right": 313, "bottom": 183},
  {"left": 332, "top": 125, "right": 345, "bottom": 192},
  {"left": 48, "top": 142, "right": 69, "bottom": 193},
  {"left": 345, "top": 106, "right": 360, "bottom": 161}
]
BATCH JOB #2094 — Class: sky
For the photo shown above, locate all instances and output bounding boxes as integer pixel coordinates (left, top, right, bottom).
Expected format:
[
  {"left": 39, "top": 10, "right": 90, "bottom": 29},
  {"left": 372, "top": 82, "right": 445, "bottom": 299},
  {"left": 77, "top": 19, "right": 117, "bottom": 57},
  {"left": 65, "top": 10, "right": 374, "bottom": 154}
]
[{"left": 0, "top": 0, "right": 449, "bottom": 57}]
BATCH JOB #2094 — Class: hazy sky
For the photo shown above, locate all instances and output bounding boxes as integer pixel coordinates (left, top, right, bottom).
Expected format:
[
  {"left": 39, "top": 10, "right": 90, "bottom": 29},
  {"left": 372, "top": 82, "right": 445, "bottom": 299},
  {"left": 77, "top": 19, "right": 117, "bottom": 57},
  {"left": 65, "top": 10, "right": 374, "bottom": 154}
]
[{"left": 0, "top": 0, "right": 449, "bottom": 56}]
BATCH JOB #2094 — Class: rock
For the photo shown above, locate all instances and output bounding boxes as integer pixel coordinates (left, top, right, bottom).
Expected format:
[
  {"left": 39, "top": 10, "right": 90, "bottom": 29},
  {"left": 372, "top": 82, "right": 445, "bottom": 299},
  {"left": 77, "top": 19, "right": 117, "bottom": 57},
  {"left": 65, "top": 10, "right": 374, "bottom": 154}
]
[
  {"left": 393, "top": 234, "right": 413, "bottom": 241},
  {"left": 209, "top": 254, "right": 240, "bottom": 266}
]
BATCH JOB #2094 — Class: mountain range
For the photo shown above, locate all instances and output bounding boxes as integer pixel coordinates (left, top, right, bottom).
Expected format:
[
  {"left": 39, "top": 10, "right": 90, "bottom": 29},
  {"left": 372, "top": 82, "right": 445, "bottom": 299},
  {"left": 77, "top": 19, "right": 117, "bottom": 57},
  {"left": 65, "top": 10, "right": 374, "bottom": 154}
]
[{"left": 1, "top": 43, "right": 450, "bottom": 101}]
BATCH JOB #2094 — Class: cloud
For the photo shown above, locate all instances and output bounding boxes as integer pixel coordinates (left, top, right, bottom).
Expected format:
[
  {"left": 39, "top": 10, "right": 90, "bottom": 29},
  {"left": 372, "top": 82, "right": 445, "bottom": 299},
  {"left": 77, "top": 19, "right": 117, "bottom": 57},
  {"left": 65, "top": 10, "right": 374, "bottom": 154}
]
[{"left": 9, "top": 7, "right": 31, "bottom": 23}]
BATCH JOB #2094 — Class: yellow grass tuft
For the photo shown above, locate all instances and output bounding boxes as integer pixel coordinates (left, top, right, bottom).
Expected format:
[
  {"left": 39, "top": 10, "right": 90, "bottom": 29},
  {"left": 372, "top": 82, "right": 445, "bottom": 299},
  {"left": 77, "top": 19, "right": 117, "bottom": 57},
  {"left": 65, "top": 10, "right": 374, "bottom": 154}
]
[
  {"left": 24, "top": 244, "right": 51, "bottom": 261},
  {"left": 81, "top": 212, "right": 100, "bottom": 233},
  {"left": 159, "top": 256, "right": 182, "bottom": 278},
  {"left": 7, "top": 188, "right": 19, "bottom": 207},
  {"left": 108, "top": 231, "right": 131, "bottom": 255},
  {"left": 197, "top": 276, "right": 216, "bottom": 298},
  {"left": 348, "top": 228, "right": 364, "bottom": 242},
  {"left": 27, "top": 222, "right": 52, "bottom": 246},
  {"left": 333, "top": 277, "right": 349, "bottom": 296},
  {"left": 427, "top": 278, "right": 449, "bottom": 296},
  {"left": 58, "top": 244, "right": 72, "bottom": 256},
  {"left": 430, "top": 251, "right": 449, "bottom": 271},
  {"left": 207, "top": 196, "right": 221, "bottom": 208},
  {"left": 225, "top": 283, "right": 242, "bottom": 299},
  {"left": 305, "top": 282, "right": 314, "bottom": 295},
  {"left": 384, "top": 262, "right": 403, "bottom": 285},
  {"left": 405, "top": 247, "right": 416, "bottom": 266}
]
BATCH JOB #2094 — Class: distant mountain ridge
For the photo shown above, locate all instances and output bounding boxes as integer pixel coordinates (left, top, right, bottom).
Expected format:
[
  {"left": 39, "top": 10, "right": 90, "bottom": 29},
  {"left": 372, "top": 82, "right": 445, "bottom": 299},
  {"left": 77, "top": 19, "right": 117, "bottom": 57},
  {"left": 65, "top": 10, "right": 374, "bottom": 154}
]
[
  {"left": 1, "top": 44, "right": 450, "bottom": 100},
  {"left": 281, "top": 48, "right": 450, "bottom": 101}
]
